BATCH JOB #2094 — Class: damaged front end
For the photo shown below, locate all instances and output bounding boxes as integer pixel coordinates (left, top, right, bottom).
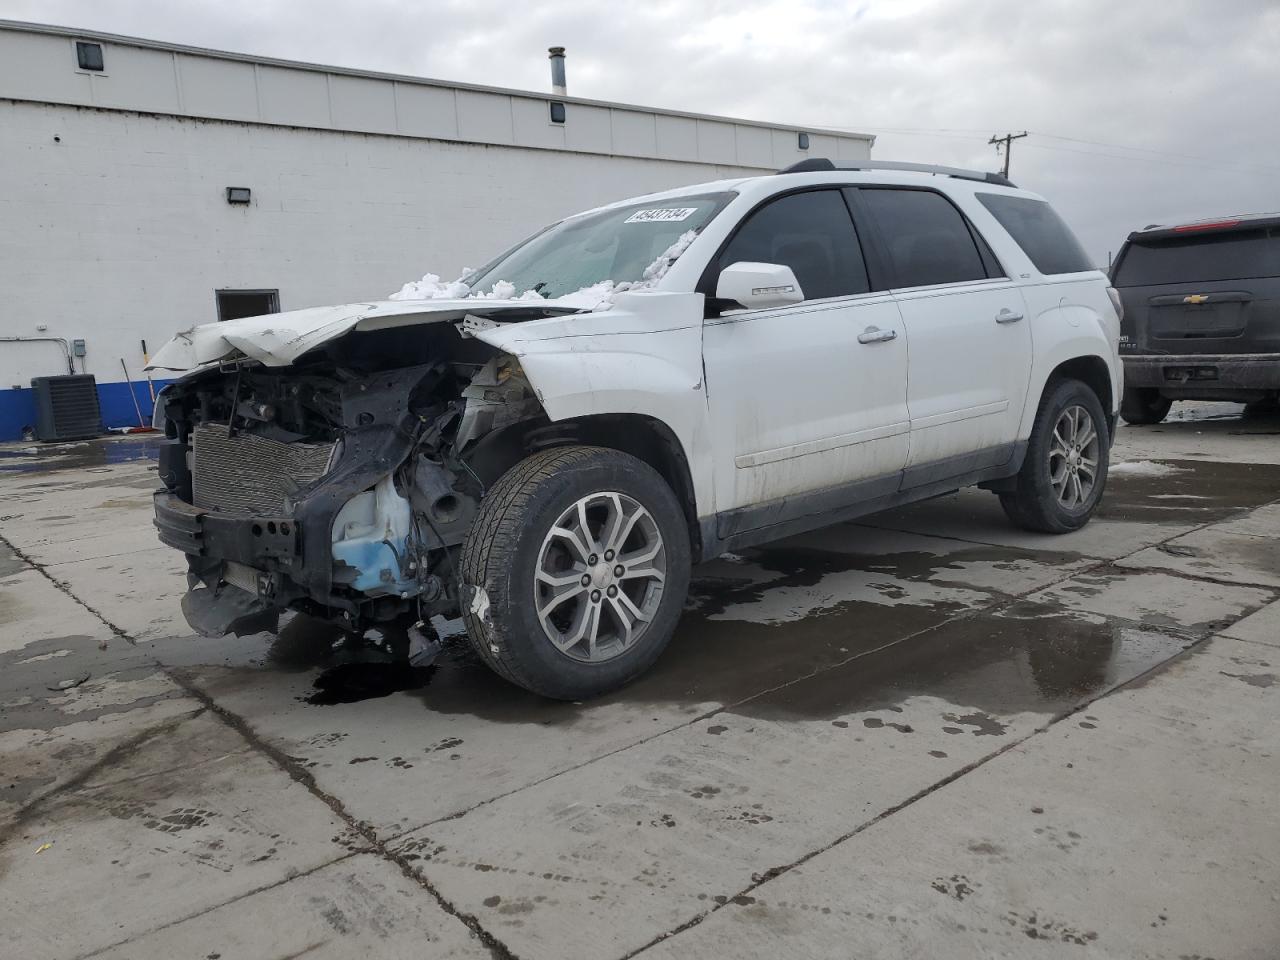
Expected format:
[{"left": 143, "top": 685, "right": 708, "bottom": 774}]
[{"left": 153, "top": 313, "right": 550, "bottom": 643}]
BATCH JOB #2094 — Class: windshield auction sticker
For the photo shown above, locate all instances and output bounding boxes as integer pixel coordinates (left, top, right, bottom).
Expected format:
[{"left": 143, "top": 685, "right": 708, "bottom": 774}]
[{"left": 624, "top": 207, "right": 699, "bottom": 224}]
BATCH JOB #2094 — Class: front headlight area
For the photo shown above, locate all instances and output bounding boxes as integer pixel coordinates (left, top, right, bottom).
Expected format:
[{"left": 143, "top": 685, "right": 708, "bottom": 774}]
[{"left": 331, "top": 475, "right": 420, "bottom": 598}]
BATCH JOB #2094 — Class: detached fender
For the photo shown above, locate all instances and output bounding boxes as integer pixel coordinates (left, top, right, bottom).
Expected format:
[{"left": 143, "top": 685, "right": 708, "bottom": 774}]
[
  {"left": 468, "top": 292, "right": 716, "bottom": 518},
  {"left": 1019, "top": 301, "right": 1122, "bottom": 439}
]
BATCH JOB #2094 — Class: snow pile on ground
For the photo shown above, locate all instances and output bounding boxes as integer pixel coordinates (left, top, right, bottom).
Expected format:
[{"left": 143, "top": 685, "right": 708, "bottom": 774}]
[
  {"left": 387, "top": 229, "right": 700, "bottom": 311},
  {"left": 1109, "top": 460, "right": 1186, "bottom": 477}
]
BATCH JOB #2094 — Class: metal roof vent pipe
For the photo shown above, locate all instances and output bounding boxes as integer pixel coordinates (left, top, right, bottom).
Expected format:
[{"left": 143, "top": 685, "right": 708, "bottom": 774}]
[{"left": 548, "top": 46, "right": 566, "bottom": 96}]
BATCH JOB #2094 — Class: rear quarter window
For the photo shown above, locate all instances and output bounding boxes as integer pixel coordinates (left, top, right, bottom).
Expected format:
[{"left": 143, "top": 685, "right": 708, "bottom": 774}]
[
  {"left": 977, "top": 194, "right": 1095, "bottom": 275},
  {"left": 1112, "top": 229, "right": 1280, "bottom": 286}
]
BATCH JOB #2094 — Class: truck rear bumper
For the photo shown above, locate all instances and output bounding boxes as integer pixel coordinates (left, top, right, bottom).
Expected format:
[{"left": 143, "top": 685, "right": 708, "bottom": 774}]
[{"left": 1123, "top": 354, "right": 1280, "bottom": 394}]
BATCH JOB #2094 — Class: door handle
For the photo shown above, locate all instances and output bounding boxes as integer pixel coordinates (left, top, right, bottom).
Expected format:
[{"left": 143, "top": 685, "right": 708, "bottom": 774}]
[
  {"left": 858, "top": 325, "right": 898, "bottom": 344},
  {"left": 995, "top": 308, "right": 1025, "bottom": 324}
]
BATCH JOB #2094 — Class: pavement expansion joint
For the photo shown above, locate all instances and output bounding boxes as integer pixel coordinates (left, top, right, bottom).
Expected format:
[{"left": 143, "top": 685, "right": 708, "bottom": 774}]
[
  {"left": 159, "top": 666, "right": 525, "bottom": 960},
  {"left": 0, "top": 528, "right": 135, "bottom": 643}
]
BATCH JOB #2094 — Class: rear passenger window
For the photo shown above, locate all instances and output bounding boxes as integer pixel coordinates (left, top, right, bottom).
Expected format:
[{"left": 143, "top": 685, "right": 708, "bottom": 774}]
[
  {"left": 860, "top": 189, "right": 987, "bottom": 288},
  {"left": 718, "top": 190, "right": 870, "bottom": 301},
  {"left": 977, "top": 193, "right": 1095, "bottom": 275}
]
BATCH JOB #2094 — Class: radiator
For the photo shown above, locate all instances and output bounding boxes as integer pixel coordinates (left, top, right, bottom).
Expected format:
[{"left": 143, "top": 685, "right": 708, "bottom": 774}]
[{"left": 191, "top": 422, "right": 336, "bottom": 515}]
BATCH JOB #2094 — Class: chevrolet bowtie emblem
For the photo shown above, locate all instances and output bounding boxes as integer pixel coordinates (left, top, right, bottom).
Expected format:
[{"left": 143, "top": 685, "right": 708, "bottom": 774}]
[{"left": 1183, "top": 294, "right": 1209, "bottom": 304}]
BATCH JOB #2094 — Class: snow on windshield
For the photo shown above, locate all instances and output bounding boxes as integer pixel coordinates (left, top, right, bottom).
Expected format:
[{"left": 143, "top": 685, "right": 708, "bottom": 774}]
[
  {"left": 388, "top": 230, "right": 701, "bottom": 311},
  {"left": 388, "top": 190, "right": 731, "bottom": 309}
]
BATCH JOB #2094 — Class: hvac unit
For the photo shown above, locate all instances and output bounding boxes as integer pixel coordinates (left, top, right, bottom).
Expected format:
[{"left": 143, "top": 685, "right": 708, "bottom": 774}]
[{"left": 30, "top": 374, "right": 104, "bottom": 442}]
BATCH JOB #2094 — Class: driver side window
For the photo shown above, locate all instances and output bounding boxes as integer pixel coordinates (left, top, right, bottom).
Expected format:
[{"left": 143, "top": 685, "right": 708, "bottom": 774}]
[{"left": 718, "top": 189, "right": 870, "bottom": 302}]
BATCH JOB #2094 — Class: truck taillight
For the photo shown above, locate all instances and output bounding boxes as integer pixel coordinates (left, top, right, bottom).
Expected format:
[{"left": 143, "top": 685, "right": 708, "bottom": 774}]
[{"left": 1173, "top": 219, "right": 1240, "bottom": 232}]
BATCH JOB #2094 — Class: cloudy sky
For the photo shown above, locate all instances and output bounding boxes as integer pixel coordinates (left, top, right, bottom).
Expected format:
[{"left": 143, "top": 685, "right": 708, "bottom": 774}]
[{"left": 4, "top": 0, "right": 1278, "bottom": 262}]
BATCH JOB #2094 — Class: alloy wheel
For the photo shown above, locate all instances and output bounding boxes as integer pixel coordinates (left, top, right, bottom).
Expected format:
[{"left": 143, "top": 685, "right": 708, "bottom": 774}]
[
  {"left": 533, "top": 492, "right": 667, "bottom": 663},
  {"left": 1048, "top": 404, "right": 1100, "bottom": 510}
]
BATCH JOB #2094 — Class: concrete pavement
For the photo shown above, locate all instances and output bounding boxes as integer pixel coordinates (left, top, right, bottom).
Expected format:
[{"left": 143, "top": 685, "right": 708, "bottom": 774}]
[{"left": 1, "top": 404, "right": 1277, "bottom": 959}]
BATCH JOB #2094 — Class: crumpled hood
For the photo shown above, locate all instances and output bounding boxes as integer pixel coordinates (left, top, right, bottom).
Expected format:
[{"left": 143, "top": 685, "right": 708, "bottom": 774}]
[{"left": 146, "top": 299, "right": 579, "bottom": 372}]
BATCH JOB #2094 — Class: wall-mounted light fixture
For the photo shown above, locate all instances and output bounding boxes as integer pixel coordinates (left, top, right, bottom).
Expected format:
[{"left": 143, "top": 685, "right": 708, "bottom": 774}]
[
  {"left": 797, "top": 132, "right": 810, "bottom": 151},
  {"left": 226, "top": 187, "right": 251, "bottom": 205}
]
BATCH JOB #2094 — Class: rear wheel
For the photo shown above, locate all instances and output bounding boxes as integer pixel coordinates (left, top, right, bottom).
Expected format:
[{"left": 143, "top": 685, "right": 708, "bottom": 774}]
[
  {"left": 1243, "top": 394, "right": 1280, "bottom": 418},
  {"left": 1119, "top": 386, "right": 1171, "bottom": 425},
  {"left": 1000, "top": 378, "right": 1110, "bottom": 534},
  {"left": 460, "top": 445, "right": 691, "bottom": 700}
]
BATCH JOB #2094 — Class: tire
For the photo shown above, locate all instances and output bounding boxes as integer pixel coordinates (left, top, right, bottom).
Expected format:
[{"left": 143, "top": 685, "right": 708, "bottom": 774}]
[
  {"left": 1119, "top": 386, "right": 1171, "bottom": 425},
  {"left": 999, "top": 378, "right": 1110, "bottom": 534},
  {"left": 459, "top": 445, "right": 692, "bottom": 700},
  {"left": 1243, "top": 394, "right": 1280, "bottom": 419}
]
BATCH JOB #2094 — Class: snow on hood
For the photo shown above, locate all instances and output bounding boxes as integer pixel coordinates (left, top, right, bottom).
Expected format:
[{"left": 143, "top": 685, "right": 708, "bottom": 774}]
[
  {"left": 145, "top": 298, "right": 575, "bottom": 372},
  {"left": 148, "top": 231, "right": 703, "bottom": 373}
]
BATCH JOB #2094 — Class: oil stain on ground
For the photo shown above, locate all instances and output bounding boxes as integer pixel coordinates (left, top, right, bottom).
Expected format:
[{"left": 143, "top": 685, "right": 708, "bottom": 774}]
[{"left": 304, "top": 663, "right": 437, "bottom": 706}]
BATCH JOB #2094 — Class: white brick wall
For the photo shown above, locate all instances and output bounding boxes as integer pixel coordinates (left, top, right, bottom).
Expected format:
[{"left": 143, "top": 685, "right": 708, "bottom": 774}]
[{"left": 0, "top": 100, "right": 777, "bottom": 388}]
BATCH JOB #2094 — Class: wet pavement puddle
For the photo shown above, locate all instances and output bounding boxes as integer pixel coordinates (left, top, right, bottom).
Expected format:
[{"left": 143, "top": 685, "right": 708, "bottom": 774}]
[
  {"left": 0, "top": 436, "right": 160, "bottom": 474},
  {"left": 3, "top": 450, "right": 1267, "bottom": 832},
  {"left": 731, "top": 599, "right": 1193, "bottom": 725},
  {"left": 1099, "top": 458, "right": 1280, "bottom": 524},
  {"left": 93, "top": 530, "right": 1205, "bottom": 729}
]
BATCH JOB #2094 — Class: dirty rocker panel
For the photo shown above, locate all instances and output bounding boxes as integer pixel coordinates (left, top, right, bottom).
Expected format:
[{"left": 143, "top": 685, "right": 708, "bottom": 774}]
[{"left": 705, "top": 442, "right": 1026, "bottom": 555}]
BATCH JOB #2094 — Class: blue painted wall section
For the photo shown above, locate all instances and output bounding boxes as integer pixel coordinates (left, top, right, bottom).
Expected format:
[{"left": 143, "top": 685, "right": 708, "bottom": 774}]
[{"left": 0, "top": 378, "right": 174, "bottom": 440}]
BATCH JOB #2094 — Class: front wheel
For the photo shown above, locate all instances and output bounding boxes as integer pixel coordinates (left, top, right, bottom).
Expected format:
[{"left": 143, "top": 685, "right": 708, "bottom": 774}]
[
  {"left": 460, "top": 445, "right": 692, "bottom": 700},
  {"left": 1000, "top": 378, "right": 1110, "bottom": 534}
]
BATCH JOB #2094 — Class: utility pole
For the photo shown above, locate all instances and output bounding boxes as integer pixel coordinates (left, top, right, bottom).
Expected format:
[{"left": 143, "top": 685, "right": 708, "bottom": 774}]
[{"left": 988, "top": 131, "right": 1028, "bottom": 177}]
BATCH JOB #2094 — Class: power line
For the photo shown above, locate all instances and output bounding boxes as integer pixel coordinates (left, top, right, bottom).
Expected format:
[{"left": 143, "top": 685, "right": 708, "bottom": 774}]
[
  {"left": 1019, "top": 140, "right": 1280, "bottom": 175},
  {"left": 1027, "top": 131, "right": 1234, "bottom": 164},
  {"left": 824, "top": 123, "right": 1280, "bottom": 176}
]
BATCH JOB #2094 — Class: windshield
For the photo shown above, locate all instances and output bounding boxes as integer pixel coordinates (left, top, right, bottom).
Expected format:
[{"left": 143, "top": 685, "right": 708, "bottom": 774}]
[{"left": 465, "top": 192, "right": 734, "bottom": 299}]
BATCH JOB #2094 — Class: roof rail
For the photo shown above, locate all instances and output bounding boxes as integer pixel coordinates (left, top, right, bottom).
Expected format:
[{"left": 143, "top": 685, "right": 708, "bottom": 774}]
[{"left": 777, "top": 157, "right": 1015, "bottom": 188}]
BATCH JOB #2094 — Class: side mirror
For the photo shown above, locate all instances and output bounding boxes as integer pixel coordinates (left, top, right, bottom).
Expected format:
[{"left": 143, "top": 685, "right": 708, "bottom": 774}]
[{"left": 715, "top": 262, "right": 805, "bottom": 310}]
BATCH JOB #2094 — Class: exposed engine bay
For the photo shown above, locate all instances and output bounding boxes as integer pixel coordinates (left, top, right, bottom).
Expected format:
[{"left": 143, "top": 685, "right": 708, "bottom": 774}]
[{"left": 153, "top": 315, "right": 559, "bottom": 645}]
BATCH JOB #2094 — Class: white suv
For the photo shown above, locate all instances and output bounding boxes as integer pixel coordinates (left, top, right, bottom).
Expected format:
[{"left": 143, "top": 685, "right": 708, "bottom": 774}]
[{"left": 151, "top": 159, "right": 1122, "bottom": 699}]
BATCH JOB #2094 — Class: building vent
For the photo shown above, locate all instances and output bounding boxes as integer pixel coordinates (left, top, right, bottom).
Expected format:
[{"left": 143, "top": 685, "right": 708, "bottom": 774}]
[{"left": 30, "top": 374, "right": 103, "bottom": 442}]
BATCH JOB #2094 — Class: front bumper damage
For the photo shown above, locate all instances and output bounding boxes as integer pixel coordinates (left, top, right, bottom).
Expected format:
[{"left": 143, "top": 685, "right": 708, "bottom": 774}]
[{"left": 153, "top": 361, "right": 462, "bottom": 637}]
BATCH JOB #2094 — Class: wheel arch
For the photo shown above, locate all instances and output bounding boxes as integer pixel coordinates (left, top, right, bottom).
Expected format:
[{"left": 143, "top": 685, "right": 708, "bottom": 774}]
[
  {"left": 1021, "top": 345, "right": 1119, "bottom": 444},
  {"left": 1045, "top": 354, "right": 1117, "bottom": 440},
  {"left": 464, "top": 412, "right": 706, "bottom": 561}
]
